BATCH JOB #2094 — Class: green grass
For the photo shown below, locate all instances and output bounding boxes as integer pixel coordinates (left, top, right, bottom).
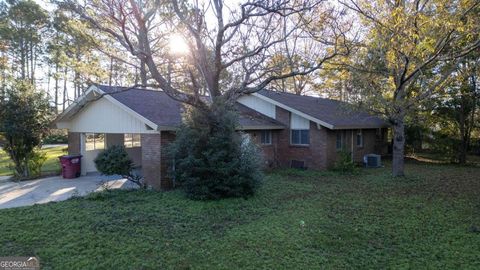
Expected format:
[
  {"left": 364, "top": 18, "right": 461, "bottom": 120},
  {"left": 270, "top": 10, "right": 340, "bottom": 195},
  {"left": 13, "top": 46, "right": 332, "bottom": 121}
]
[
  {"left": 0, "top": 146, "right": 67, "bottom": 176},
  {"left": 1, "top": 161, "right": 480, "bottom": 269}
]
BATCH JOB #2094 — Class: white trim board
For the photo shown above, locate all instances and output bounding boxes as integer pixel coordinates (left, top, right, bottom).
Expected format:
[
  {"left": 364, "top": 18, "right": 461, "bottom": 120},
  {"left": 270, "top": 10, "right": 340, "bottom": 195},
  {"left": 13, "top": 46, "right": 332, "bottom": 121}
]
[{"left": 54, "top": 86, "right": 98, "bottom": 124}]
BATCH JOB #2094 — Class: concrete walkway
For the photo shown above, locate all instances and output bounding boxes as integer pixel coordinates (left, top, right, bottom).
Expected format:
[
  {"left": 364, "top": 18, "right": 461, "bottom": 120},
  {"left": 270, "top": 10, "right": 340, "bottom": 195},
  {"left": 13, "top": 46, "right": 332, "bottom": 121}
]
[
  {"left": 0, "top": 174, "right": 138, "bottom": 209},
  {"left": 0, "top": 176, "right": 12, "bottom": 183},
  {"left": 42, "top": 144, "right": 68, "bottom": 149}
]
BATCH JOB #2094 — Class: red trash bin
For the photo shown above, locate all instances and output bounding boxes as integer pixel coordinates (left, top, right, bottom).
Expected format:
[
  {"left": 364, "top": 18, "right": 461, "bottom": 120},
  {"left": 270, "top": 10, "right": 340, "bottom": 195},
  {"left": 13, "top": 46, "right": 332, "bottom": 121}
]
[{"left": 58, "top": 155, "right": 82, "bottom": 179}]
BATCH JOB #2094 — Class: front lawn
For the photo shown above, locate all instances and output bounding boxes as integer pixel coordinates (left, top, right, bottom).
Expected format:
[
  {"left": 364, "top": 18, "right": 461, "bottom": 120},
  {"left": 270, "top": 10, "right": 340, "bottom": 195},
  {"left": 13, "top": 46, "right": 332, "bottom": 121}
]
[
  {"left": 0, "top": 161, "right": 479, "bottom": 269},
  {"left": 0, "top": 146, "right": 67, "bottom": 176}
]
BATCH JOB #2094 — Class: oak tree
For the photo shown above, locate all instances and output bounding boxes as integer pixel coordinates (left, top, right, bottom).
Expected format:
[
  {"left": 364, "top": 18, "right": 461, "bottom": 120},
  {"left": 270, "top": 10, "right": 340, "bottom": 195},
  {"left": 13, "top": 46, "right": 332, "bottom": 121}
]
[{"left": 341, "top": 0, "right": 480, "bottom": 176}]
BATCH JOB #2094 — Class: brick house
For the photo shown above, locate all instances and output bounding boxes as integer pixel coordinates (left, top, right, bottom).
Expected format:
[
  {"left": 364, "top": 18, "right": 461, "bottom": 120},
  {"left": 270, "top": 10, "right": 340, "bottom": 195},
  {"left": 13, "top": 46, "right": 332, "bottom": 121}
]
[{"left": 56, "top": 85, "right": 388, "bottom": 190}]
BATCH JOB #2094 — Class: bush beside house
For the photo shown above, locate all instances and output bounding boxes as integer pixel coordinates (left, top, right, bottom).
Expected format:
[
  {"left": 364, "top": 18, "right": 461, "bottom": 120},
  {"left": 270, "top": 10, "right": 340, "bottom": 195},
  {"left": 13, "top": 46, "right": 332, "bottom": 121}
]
[
  {"left": 168, "top": 101, "right": 263, "bottom": 200},
  {"left": 94, "top": 145, "right": 146, "bottom": 188}
]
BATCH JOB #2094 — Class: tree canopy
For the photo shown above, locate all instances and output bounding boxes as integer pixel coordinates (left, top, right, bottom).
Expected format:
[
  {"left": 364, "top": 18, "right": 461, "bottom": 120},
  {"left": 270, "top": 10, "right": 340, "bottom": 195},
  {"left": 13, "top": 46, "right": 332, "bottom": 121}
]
[
  {"left": 0, "top": 80, "right": 53, "bottom": 178},
  {"left": 340, "top": 0, "right": 480, "bottom": 175}
]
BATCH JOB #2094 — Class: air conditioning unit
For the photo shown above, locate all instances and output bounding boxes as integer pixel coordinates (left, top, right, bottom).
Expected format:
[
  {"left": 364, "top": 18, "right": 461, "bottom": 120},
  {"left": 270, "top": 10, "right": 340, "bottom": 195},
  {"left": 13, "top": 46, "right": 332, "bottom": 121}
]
[{"left": 364, "top": 154, "right": 381, "bottom": 168}]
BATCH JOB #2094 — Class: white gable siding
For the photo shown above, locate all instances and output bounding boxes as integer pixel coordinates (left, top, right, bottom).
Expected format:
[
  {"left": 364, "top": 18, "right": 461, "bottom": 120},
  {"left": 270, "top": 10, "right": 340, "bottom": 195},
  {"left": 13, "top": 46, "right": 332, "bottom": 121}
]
[
  {"left": 60, "top": 97, "right": 156, "bottom": 133},
  {"left": 290, "top": 113, "right": 310, "bottom": 129},
  {"left": 237, "top": 95, "right": 276, "bottom": 118}
]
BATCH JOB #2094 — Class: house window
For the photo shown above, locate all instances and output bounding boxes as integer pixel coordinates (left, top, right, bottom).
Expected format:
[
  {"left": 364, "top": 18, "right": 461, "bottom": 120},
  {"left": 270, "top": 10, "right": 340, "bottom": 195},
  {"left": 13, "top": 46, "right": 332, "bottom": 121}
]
[
  {"left": 336, "top": 132, "right": 343, "bottom": 150},
  {"left": 85, "top": 133, "right": 105, "bottom": 151},
  {"left": 290, "top": 113, "right": 309, "bottom": 146},
  {"left": 356, "top": 130, "right": 363, "bottom": 147},
  {"left": 291, "top": 130, "right": 309, "bottom": 145},
  {"left": 260, "top": 130, "right": 272, "bottom": 145},
  {"left": 124, "top": 134, "right": 141, "bottom": 148}
]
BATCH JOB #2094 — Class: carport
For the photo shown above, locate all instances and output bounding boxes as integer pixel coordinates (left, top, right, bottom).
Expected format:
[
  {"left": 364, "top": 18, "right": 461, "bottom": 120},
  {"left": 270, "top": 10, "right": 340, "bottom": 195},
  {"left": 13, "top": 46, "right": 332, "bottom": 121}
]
[
  {"left": 55, "top": 85, "right": 168, "bottom": 189},
  {"left": 79, "top": 133, "right": 143, "bottom": 175}
]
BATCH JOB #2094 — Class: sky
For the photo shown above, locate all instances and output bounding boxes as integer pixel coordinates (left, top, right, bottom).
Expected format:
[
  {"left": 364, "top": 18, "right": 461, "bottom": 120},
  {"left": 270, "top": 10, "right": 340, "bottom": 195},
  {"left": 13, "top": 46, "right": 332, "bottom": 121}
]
[{"left": 34, "top": 0, "right": 53, "bottom": 11}]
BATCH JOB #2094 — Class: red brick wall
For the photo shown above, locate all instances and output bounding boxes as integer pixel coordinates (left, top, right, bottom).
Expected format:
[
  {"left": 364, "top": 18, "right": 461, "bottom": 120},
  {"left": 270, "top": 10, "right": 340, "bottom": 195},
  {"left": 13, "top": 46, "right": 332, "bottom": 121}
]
[
  {"left": 126, "top": 147, "right": 142, "bottom": 167},
  {"left": 245, "top": 130, "right": 278, "bottom": 168},
  {"left": 273, "top": 107, "right": 329, "bottom": 170},
  {"left": 160, "top": 131, "right": 176, "bottom": 189},
  {"left": 140, "top": 132, "right": 176, "bottom": 190},
  {"left": 375, "top": 128, "right": 389, "bottom": 155},
  {"left": 325, "top": 129, "right": 338, "bottom": 168},
  {"left": 106, "top": 133, "right": 142, "bottom": 167},
  {"left": 326, "top": 128, "right": 388, "bottom": 167},
  {"left": 141, "top": 133, "right": 162, "bottom": 190},
  {"left": 106, "top": 133, "right": 123, "bottom": 146},
  {"left": 69, "top": 120, "right": 387, "bottom": 186},
  {"left": 247, "top": 107, "right": 389, "bottom": 170},
  {"left": 352, "top": 129, "right": 379, "bottom": 162},
  {"left": 68, "top": 132, "right": 80, "bottom": 155}
]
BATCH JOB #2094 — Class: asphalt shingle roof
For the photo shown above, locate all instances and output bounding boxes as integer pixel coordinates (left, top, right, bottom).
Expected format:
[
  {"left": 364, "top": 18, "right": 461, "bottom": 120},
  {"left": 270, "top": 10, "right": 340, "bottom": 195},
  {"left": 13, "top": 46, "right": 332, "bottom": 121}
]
[
  {"left": 257, "top": 90, "right": 388, "bottom": 129},
  {"left": 96, "top": 85, "right": 284, "bottom": 129},
  {"left": 95, "top": 85, "right": 386, "bottom": 130}
]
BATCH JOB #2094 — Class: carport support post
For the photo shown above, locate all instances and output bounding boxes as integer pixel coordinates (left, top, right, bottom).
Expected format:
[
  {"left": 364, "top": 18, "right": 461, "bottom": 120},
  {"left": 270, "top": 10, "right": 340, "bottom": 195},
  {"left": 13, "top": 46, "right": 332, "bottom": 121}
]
[{"left": 141, "top": 133, "right": 163, "bottom": 190}]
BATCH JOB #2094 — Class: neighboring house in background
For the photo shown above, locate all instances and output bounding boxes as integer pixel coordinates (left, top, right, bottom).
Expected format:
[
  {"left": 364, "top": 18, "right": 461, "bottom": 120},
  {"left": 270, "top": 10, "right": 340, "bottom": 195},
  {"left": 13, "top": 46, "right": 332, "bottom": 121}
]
[{"left": 55, "top": 85, "right": 389, "bottom": 190}]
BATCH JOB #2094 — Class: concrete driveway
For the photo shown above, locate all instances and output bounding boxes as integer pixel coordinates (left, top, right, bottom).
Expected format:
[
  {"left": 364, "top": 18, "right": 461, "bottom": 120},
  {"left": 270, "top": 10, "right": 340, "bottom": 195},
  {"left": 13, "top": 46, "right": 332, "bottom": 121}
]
[{"left": 0, "top": 174, "right": 138, "bottom": 209}]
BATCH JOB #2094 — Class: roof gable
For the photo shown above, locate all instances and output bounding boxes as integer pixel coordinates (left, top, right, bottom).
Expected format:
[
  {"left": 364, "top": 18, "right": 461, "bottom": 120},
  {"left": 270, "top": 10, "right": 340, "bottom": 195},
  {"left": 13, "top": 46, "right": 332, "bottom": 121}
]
[
  {"left": 255, "top": 90, "right": 388, "bottom": 129},
  {"left": 59, "top": 96, "right": 156, "bottom": 133},
  {"left": 96, "top": 85, "right": 183, "bottom": 130},
  {"left": 56, "top": 85, "right": 159, "bottom": 131}
]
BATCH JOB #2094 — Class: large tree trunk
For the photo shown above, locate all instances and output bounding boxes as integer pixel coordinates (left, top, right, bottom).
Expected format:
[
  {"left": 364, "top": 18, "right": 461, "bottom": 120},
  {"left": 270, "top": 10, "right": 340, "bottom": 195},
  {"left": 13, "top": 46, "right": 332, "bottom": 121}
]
[
  {"left": 458, "top": 137, "right": 468, "bottom": 164},
  {"left": 1, "top": 73, "right": 5, "bottom": 102},
  {"left": 75, "top": 50, "right": 81, "bottom": 98},
  {"left": 30, "top": 41, "right": 35, "bottom": 84},
  {"left": 392, "top": 116, "right": 406, "bottom": 177},
  {"left": 54, "top": 62, "right": 59, "bottom": 114},
  {"left": 391, "top": 81, "right": 407, "bottom": 177},
  {"left": 458, "top": 110, "right": 467, "bottom": 164},
  {"left": 1, "top": 52, "right": 6, "bottom": 102},
  {"left": 63, "top": 67, "right": 68, "bottom": 111},
  {"left": 20, "top": 39, "right": 26, "bottom": 80},
  {"left": 25, "top": 40, "right": 30, "bottom": 81},
  {"left": 74, "top": 69, "right": 80, "bottom": 99},
  {"left": 109, "top": 57, "right": 113, "bottom": 86},
  {"left": 140, "top": 59, "right": 147, "bottom": 86}
]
